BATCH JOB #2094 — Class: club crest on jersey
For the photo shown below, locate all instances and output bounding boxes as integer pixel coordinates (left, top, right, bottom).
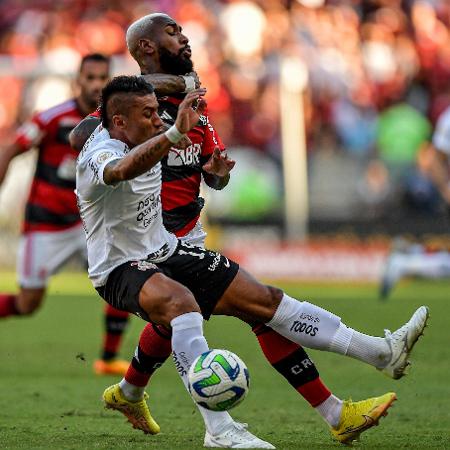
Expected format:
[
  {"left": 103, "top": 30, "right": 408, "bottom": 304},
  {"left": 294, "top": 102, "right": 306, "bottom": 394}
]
[
  {"left": 130, "top": 261, "right": 158, "bottom": 271},
  {"left": 167, "top": 144, "right": 201, "bottom": 166},
  {"left": 96, "top": 151, "right": 113, "bottom": 164}
]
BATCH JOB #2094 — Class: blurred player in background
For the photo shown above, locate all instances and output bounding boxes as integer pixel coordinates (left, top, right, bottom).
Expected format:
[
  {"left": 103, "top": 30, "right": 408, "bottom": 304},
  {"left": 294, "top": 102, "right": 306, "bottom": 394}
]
[
  {"left": 73, "top": 14, "right": 428, "bottom": 447},
  {"left": 0, "top": 53, "right": 132, "bottom": 375},
  {"left": 380, "top": 105, "right": 450, "bottom": 298}
]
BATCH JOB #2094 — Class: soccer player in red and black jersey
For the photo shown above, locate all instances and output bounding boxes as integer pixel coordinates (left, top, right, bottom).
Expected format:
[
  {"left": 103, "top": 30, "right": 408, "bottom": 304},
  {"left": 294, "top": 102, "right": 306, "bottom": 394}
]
[
  {"left": 69, "top": 15, "right": 387, "bottom": 444},
  {"left": 0, "top": 54, "right": 133, "bottom": 375}
]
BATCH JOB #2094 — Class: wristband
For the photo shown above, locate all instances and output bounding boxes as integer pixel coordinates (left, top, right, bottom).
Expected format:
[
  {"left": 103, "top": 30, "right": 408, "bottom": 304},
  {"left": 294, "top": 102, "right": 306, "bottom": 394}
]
[
  {"left": 164, "top": 125, "right": 184, "bottom": 144},
  {"left": 181, "top": 75, "right": 196, "bottom": 93}
]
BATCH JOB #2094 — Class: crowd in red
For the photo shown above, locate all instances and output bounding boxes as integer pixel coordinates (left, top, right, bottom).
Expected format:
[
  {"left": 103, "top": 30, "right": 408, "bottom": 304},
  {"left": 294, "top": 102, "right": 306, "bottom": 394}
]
[{"left": 1, "top": 0, "right": 450, "bottom": 215}]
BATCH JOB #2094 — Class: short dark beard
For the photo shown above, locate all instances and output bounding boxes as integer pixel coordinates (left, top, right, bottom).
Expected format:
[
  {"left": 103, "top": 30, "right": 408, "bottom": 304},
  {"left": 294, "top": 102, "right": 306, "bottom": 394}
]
[{"left": 158, "top": 46, "right": 193, "bottom": 75}]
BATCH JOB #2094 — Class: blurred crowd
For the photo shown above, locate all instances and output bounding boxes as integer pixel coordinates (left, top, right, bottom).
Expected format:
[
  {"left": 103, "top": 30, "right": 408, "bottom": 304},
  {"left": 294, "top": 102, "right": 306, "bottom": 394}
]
[{"left": 1, "top": 0, "right": 450, "bottom": 220}]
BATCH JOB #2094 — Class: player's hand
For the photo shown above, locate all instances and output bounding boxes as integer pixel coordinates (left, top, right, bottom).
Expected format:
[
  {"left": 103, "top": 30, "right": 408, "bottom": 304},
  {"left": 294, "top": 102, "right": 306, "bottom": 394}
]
[
  {"left": 186, "top": 71, "right": 201, "bottom": 88},
  {"left": 202, "top": 146, "right": 235, "bottom": 177},
  {"left": 176, "top": 134, "right": 193, "bottom": 150},
  {"left": 175, "top": 88, "right": 207, "bottom": 134}
]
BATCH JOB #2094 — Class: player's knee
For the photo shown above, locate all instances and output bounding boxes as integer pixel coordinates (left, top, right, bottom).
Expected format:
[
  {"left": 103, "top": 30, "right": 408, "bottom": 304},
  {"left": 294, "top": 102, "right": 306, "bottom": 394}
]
[
  {"left": 15, "top": 297, "right": 42, "bottom": 315},
  {"left": 158, "top": 287, "right": 200, "bottom": 326}
]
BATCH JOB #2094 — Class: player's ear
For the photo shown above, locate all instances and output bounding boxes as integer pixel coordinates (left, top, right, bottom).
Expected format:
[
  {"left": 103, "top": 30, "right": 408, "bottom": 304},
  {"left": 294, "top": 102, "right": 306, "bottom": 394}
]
[
  {"left": 112, "top": 114, "right": 126, "bottom": 129},
  {"left": 139, "top": 38, "right": 156, "bottom": 55}
]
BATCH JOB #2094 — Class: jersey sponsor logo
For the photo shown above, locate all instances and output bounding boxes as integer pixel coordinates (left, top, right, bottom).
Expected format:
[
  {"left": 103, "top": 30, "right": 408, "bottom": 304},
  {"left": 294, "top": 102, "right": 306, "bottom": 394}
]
[
  {"left": 289, "top": 321, "right": 318, "bottom": 337},
  {"left": 167, "top": 144, "right": 201, "bottom": 166},
  {"left": 136, "top": 193, "right": 161, "bottom": 228},
  {"left": 130, "top": 260, "right": 158, "bottom": 271},
  {"left": 208, "top": 252, "right": 222, "bottom": 272},
  {"left": 298, "top": 313, "right": 320, "bottom": 324},
  {"left": 172, "top": 351, "right": 187, "bottom": 377}
]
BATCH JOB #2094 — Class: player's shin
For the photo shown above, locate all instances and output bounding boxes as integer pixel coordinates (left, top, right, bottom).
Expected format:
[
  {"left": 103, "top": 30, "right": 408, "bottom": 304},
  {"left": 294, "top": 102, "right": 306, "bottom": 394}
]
[
  {"left": 119, "top": 323, "right": 172, "bottom": 401},
  {"left": 171, "top": 312, "right": 234, "bottom": 435},
  {"left": 266, "top": 294, "right": 391, "bottom": 368},
  {"left": 102, "top": 304, "right": 130, "bottom": 360},
  {"left": 253, "top": 324, "right": 343, "bottom": 426}
]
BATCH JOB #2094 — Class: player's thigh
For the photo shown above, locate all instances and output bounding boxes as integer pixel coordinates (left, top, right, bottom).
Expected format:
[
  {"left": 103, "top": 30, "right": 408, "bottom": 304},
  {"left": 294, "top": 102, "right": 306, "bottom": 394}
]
[
  {"left": 139, "top": 272, "right": 201, "bottom": 326},
  {"left": 213, "top": 267, "right": 283, "bottom": 323}
]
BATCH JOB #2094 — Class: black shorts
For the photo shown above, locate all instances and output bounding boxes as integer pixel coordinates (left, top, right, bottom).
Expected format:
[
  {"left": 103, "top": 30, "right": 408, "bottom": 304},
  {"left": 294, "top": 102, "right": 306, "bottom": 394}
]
[{"left": 96, "top": 242, "right": 239, "bottom": 321}]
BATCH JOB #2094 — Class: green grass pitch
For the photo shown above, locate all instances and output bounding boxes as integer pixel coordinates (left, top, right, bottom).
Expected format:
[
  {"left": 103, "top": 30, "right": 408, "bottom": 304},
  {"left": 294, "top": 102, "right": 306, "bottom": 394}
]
[{"left": 0, "top": 272, "right": 449, "bottom": 449}]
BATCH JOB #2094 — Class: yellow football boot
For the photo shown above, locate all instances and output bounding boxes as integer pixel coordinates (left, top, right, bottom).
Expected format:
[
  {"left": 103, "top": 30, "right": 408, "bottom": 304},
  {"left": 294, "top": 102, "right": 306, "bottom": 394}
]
[
  {"left": 94, "top": 359, "right": 129, "bottom": 376},
  {"left": 331, "top": 392, "right": 396, "bottom": 445},
  {"left": 103, "top": 384, "right": 160, "bottom": 435}
]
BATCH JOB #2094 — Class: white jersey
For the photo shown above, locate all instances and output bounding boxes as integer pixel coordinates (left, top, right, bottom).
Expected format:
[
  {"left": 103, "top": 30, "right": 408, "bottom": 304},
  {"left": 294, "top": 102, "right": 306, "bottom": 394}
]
[
  {"left": 432, "top": 106, "right": 450, "bottom": 156},
  {"left": 75, "top": 126, "right": 178, "bottom": 287}
]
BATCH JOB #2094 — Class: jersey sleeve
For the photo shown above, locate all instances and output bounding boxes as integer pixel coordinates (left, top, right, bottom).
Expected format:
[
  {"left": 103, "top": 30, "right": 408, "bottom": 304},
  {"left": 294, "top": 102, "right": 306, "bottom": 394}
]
[
  {"left": 84, "top": 140, "right": 125, "bottom": 186},
  {"left": 13, "top": 115, "right": 46, "bottom": 151},
  {"left": 200, "top": 114, "right": 226, "bottom": 165},
  {"left": 432, "top": 108, "right": 450, "bottom": 155}
]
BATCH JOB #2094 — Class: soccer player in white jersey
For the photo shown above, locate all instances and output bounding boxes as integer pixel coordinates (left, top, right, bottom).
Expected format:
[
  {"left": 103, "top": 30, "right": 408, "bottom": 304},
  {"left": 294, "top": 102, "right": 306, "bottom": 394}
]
[
  {"left": 380, "top": 105, "right": 450, "bottom": 298},
  {"left": 76, "top": 76, "right": 429, "bottom": 448}
]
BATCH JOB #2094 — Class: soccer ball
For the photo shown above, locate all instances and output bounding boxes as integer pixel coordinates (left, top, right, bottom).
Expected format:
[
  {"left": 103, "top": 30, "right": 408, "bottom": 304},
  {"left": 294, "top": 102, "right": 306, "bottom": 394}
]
[{"left": 188, "top": 349, "right": 250, "bottom": 411}]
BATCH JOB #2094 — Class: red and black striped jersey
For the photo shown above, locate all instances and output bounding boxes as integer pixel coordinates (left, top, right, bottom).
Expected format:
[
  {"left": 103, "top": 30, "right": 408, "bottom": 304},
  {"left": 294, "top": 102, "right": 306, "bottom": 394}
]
[
  {"left": 158, "top": 96, "right": 225, "bottom": 237},
  {"left": 14, "top": 99, "right": 84, "bottom": 233}
]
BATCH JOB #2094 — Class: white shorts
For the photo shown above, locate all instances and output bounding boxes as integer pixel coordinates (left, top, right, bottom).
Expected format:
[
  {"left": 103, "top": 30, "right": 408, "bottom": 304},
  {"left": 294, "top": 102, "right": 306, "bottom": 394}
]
[
  {"left": 179, "top": 220, "right": 207, "bottom": 248},
  {"left": 17, "top": 225, "right": 86, "bottom": 289}
]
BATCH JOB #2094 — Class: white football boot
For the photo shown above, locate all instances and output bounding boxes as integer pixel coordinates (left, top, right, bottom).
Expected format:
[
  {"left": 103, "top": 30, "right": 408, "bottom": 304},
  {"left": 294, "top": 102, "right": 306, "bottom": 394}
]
[
  {"left": 380, "top": 306, "right": 429, "bottom": 379},
  {"left": 204, "top": 422, "right": 275, "bottom": 449}
]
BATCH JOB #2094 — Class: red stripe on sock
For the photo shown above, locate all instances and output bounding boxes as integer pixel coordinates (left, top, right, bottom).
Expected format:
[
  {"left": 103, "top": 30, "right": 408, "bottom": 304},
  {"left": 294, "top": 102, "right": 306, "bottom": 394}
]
[
  {"left": 105, "top": 303, "right": 129, "bottom": 318},
  {"left": 125, "top": 323, "right": 172, "bottom": 387},
  {"left": 0, "top": 294, "right": 18, "bottom": 317},
  {"left": 253, "top": 325, "right": 300, "bottom": 363},
  {"left": 297, "top": 378, "right": 331, "bottom": 407}
]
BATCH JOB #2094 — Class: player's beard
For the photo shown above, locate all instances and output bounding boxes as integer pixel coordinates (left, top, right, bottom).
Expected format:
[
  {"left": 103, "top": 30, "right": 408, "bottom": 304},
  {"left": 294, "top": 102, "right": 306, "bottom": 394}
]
[{"left": 158, "top": 46, "right": 193, "bottom": 75}]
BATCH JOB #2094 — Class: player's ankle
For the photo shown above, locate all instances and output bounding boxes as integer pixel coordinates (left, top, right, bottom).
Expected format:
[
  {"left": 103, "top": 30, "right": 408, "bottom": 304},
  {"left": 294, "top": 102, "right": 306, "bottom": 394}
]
[{"left": 119, "top": 379, "right": 145, "bottom": 402}]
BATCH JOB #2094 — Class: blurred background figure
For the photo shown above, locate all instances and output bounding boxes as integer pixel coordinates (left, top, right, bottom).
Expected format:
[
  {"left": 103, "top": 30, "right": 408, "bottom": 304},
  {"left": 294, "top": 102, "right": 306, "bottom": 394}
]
[{"left": 0, "top": 53, "right": 133, "bottom": 376}]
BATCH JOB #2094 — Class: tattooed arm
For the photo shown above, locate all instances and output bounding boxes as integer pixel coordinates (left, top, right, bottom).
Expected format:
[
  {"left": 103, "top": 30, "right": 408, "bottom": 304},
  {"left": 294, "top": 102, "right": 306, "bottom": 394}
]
[
  {"left": 141, "top": 72, "right": 200, "bottom": 95},
  {"left": 103, "top": 89, "right": 206, "bottom": 185}
]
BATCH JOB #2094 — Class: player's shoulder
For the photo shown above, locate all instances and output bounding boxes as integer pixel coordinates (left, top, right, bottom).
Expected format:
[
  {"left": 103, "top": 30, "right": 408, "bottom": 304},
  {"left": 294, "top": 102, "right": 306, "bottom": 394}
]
[{"left": 36, "top": 99, "right": 78, "bottom": 126}]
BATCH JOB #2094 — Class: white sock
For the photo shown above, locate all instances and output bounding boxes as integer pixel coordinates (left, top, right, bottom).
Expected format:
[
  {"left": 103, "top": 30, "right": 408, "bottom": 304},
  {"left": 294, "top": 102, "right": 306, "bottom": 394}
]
[
  {"left": 119, "top": 378, "right": 145, "bottom": 402},
  {"left": 343, "top": 327, "right": 391, "bottom": 368},
  {"left": 266, "top": 294, "right": 344, "bottom": 350},
  {"left": 315, "top": 394, "right": 343, "bottom": 428},
  {"left": 267, "top": 294, "right": 391, "bottom": 368},
  {"left": 171, "top": 312, "right": 233, "bottom": 435}
]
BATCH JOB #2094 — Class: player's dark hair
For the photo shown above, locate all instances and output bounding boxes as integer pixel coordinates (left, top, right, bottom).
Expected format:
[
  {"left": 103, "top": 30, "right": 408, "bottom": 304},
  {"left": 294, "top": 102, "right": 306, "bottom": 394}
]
[
  {"left": 79, "top": 53, "right": 110, "bottom": 72},
  {"left": 100, "top": 76, "right": 155, "bottom": 128}
]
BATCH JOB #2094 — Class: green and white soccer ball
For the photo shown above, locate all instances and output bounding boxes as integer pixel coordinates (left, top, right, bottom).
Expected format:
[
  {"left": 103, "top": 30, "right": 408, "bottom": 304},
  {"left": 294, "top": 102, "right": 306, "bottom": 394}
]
[{"left": 188, "top": 349, "right": 250, "bottom": 411}]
